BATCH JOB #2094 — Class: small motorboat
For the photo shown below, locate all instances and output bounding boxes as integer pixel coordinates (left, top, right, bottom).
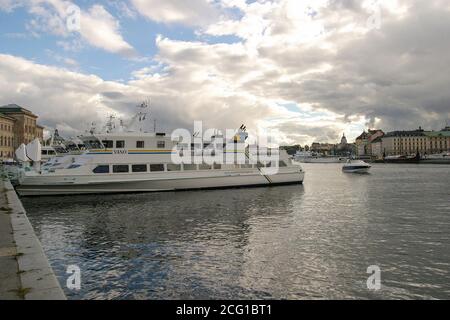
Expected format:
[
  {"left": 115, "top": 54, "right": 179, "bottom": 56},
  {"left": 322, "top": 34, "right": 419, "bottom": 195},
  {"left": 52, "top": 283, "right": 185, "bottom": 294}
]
[{"left": 342, "top": 160, "right": 371, "bottom": 173}]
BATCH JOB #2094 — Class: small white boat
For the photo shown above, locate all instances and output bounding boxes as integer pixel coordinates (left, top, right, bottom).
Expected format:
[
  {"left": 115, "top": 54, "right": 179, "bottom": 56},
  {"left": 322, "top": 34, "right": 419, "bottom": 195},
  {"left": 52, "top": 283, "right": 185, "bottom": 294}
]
[{"left": 342, "top": 160, "right": 371, "bottom": 173}]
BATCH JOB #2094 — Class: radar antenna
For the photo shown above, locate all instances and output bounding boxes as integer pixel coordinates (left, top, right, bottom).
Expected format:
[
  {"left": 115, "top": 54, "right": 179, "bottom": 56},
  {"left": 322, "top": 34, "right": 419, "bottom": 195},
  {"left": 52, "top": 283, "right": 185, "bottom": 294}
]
[
  {"left": 125, "top": 99, "right": 150, "bottom": 132},
  {"left": 104, "top": 114, "right": 117, "bottom": 133}
]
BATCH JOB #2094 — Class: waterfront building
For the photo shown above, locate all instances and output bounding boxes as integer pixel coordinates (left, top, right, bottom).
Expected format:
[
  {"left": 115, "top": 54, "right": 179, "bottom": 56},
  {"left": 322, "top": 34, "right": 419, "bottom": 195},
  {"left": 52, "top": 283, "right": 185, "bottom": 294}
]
[
  {"left": 0, "top": 104, "right": 44, "bottom": 161},
  {"left": 0, "top": 113, "right": 16, "bottom": 160},
  {"left": 381, "top": 127, "right": 450, "bottom": 156},
  {"left": 370, "top": 137, "right": 383, "bottom": 159},
  {"left": 424, "top": 127, "right": 450, "bottom": 154},
  {"left": 355, "top": 129, "right": 384, "bottom": 157},
  {"left": 382, "top": 127, "right": 426, "bottom": 155}
]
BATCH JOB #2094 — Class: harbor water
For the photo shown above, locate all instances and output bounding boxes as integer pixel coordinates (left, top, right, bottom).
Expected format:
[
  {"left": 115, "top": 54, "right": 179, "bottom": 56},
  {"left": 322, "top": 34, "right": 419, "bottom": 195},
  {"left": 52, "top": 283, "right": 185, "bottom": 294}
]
[{"left": 22, "top": 164, "right": 450, "bottom": 299}]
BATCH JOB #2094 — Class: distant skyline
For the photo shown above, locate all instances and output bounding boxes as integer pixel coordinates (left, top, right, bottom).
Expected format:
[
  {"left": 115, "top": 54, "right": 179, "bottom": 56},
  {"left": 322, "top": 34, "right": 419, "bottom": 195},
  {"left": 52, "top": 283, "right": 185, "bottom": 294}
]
[{"left": 1, "top": 0, "right": 449, "bottom": 145}]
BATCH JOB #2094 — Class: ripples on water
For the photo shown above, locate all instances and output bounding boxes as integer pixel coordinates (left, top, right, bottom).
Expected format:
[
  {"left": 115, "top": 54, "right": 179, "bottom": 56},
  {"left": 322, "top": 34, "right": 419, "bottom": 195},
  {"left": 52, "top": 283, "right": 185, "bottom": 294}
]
[{"left": 22, "top": 164, "right": 450, "bottom": 299}]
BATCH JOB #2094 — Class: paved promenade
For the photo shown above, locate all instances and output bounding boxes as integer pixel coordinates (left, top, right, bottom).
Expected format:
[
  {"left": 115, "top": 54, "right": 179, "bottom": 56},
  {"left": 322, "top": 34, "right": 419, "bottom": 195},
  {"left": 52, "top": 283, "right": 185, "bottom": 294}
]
[
  {"left": 0, "top": 181, "right": 21, "bottom": 299},
  {"left": 0, "top": 178, "right": 66, "bottom": 300}
]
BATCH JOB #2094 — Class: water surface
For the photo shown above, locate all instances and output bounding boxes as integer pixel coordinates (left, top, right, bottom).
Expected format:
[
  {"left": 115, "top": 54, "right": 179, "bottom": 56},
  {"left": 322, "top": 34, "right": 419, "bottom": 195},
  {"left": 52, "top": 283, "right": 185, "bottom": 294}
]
[{"left": 22, "top": 164, "right": 450, "bottom": 299}]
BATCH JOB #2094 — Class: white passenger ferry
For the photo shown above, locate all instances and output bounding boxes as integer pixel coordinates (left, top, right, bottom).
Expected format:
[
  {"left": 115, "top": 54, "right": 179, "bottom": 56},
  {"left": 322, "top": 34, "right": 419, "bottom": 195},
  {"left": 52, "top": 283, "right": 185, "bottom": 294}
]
[{"left": 15, "top": 114, "right": 304, "bottom": 196}]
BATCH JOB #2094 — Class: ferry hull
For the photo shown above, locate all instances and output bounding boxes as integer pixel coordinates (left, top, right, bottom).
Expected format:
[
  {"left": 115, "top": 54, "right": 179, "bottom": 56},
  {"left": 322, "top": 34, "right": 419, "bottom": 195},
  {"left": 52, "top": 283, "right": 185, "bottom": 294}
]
[
  {"left": 296, "top": 157, "right": 347, "bottom": 163},
  {"left": 342, "top": 167, "right": 370, "bottom": 174},
  {"left": 16, "top": 171, "right": 305, "bottom": 196},
  {"left": 419, "top": 159, "right": 450, "bottom": 165}
]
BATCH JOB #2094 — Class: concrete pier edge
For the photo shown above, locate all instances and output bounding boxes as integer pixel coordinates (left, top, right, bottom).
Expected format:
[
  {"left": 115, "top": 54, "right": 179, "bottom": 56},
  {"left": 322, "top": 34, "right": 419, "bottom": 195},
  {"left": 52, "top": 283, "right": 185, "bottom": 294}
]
[{"left": 3, "top": 179, "right": 66, "bottom": 300}]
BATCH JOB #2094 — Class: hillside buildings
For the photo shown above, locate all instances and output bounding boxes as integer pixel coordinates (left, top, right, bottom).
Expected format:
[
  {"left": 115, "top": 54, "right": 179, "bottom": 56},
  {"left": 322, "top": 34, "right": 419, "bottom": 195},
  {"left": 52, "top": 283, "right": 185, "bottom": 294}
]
[{"left": 0, "top": 104, "right": 44, "bottom": 160}]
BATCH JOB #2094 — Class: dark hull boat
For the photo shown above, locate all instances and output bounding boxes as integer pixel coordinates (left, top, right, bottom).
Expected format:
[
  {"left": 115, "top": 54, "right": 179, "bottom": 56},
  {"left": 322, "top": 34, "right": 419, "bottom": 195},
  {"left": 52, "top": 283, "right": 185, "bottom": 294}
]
[{"left": 383, "top": 153, "right": 420, "bottom": 164}]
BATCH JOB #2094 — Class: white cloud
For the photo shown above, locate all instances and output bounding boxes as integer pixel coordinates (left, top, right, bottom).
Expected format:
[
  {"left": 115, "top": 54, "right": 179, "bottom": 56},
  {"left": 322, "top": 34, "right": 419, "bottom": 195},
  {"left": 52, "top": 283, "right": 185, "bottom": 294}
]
[
  {"left": 131, "top": 0, "right": 218, "bottom": 26},
  {"left": 0, "top": 54, "right": 130, "bottom": 137},
  {"left": 0, "top": 0, "right": 25, "bottom": 12},
  {"left": 79, "top": 4, "right": 135, "bottom": 56},
  {"left": 8, "top": 0, "right": 135, "bottom": 56}
]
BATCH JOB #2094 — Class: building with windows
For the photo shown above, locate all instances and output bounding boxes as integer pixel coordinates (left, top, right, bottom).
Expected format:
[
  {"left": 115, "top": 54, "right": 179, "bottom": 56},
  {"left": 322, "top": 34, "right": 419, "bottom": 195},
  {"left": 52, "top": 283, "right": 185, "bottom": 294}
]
[
  {"left": 0, "top": 113, "right": 16, "bottom": 160},
  {"left": 355, "top": 129, "right": 384, "bottom": 157},
  {"left": 382, "top": 127, "right": 427, "bottom": 156},
  {"left": 370, "top": 137, "right": 383, "bottom": 159},
  {"left": 424, "top": 128, "right": 450, "bottom": 154},
  {"left": 382, "top": 127, "right": 450, "bottom": 156},
  {"left": 0, "top": 104, "right": 44, "bottom": 161}
]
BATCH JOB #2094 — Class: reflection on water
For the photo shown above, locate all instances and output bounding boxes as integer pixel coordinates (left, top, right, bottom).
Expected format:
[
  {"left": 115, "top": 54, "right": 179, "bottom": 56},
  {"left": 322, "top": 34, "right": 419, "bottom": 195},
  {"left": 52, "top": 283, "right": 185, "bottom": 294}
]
[{"left": 22, "top": 164, "right": 450, "bottom": 299}]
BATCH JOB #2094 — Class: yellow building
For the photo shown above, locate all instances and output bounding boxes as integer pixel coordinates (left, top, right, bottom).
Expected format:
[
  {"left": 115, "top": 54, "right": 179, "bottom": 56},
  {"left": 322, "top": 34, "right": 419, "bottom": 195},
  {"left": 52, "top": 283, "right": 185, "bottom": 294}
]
[
  {"left": 0, "top": 113, "right": 16, "bottom": 160},
  {"left": 0, "top": 104, "right": 45, "bottom": 161},
  {"left": 424, "top": 128, "right": 450, "bottom": 154},
  {"left": 382, "top": 127, "right": 450, "bottom": 156}
]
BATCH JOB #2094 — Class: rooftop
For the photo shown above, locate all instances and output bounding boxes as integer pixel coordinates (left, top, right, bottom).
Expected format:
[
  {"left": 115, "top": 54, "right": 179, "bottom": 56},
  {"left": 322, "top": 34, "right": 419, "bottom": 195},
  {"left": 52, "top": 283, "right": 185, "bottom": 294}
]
[
  {"left": 0, "top": 104, "right": 38, "bottom": 117},
  {"left": 371, "top": 137, "right": 383, "bottom": 143},
  {"left": 356, "top": 131, "right": 369, "bottom": 140},
  {"left": 384, "top": 130, "right": 427, "bottom": 137},
  {"left": 424, "top": 131, "right": 450, "bottom": 137}
]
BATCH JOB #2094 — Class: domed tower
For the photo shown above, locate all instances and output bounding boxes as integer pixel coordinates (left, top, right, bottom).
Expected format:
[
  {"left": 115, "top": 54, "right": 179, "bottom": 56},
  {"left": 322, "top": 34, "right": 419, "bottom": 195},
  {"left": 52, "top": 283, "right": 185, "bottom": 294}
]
[{"left": 340, "top": 133, "right": 347, "bottom": 146}]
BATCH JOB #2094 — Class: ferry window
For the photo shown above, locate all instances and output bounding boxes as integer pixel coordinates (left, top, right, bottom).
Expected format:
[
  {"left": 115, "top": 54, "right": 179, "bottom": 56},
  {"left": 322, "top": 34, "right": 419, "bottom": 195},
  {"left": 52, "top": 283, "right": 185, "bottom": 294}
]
[
  {"left": 279, "top": 161, "right": 287, "bottom": 167},
  {"left": 167, "top": 164, "right": 181, "bottom": 171},
  {"left": 157, "top": 141, "right": 165, "bottom": 149},
  {"left": 199, "top": 163, "right": 212, "bottom": 170},
  {"left": 54, "top": 146, "right": 68, "bottom": 154},
  {"left": 42, "top": 150, "right": 48, "bottom": 155},
  {"left": 183, "top": 164, "right": 197, "bottom": 171},
  {"left": 116, "top": 140, "right": 125, "bottom": 148},
  {"left": 240, "top": 164, "right": 252, "bottom": 169},
  {"left": 93, "top": 165, "right": 110, "bottom": 174},
  {"left": 113, "top": 165, "right": 129, "bottom": 173},
  {"left": 87, "top": 140, "right": 103, "bottom": 149},
  {"left": 150, "top": 164, "right": 165, "bottom": 172},
  {"left": 132, "top": 164, "right": 147, "bottom": 172},
  {"left": 102, "top": 140, "right": 113, "bottom": 148},
  {"left": 213, "top": 163, "right": 222, "bottom": 170},
  {"left": 48, "top": 150, "right": 56, "bottom": 155},
  {"left": 256, "top": 162, "right": 264, "bottom": 168},
  {"left": 68, "top": 164, "right": 81, "bottom": 169},
  {"left": 136, "top": 141, "right": 145, "bottom": 148}
]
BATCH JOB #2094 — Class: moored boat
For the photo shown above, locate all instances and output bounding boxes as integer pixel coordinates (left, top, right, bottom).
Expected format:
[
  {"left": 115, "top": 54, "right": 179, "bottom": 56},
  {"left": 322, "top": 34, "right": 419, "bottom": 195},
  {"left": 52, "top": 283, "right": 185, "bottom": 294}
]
[
  {"left": 383, "top": 153, "right": 420, "bottom": 163},
  {"left": 420, "top": 152, "right": 450, "bottom": 164},
  {"left": 15, "top": 106, "right": 305, "bottom": 196}
]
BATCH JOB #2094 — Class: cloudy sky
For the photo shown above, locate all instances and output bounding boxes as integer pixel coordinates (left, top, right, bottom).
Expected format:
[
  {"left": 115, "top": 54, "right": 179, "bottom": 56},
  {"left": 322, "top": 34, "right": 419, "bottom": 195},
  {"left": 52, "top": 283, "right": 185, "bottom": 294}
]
[{"left": 0, "top": 0, "right": 449, "bottom": 145}]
